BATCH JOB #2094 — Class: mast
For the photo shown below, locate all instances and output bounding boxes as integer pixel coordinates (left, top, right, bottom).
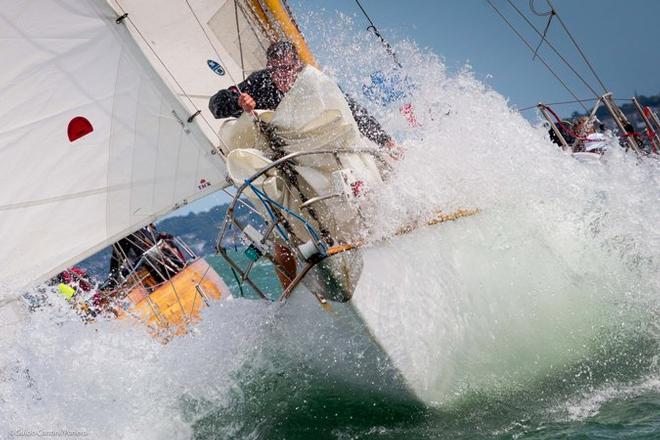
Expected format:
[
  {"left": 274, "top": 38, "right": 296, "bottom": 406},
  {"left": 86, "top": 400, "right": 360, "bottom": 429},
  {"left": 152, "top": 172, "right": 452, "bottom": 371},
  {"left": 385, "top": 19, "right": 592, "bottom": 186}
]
[{"left": 259, "top": 0, "right": 317, "bottom": 66}]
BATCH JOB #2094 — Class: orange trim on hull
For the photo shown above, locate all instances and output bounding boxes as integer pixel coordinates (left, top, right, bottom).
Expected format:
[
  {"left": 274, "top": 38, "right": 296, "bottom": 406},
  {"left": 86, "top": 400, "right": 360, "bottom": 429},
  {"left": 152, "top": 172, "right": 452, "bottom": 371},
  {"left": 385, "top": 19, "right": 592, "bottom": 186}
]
[{"left": 120, "top": 258, "right": 227, "bottom": 338}]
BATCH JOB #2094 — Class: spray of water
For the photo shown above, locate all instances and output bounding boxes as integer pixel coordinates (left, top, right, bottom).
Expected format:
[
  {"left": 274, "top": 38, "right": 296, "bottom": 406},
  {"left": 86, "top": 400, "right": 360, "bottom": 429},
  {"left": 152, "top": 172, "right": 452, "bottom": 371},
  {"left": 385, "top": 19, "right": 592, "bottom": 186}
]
[{"left": 300, "top": 5, "right": 659, "bottom": 418}]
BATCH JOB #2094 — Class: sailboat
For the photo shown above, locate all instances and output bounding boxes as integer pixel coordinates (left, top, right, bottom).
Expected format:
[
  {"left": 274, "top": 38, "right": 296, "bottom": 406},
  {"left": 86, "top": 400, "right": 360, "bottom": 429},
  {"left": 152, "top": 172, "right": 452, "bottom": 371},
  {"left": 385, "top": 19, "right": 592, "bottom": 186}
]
[{"left": 4, "top": 0, "right": 591, "bottom": 407}]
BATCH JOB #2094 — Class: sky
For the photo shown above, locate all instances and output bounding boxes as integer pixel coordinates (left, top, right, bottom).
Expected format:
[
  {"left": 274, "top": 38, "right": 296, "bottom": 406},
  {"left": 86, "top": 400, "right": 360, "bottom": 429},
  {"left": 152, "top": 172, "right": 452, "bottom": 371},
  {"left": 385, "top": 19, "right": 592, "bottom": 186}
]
[
  {"left": 171, "top": 0, "right": 660, "bottom": 217},
  {"left": 291, "top": 0, "right": 660, "bottom": 117}
]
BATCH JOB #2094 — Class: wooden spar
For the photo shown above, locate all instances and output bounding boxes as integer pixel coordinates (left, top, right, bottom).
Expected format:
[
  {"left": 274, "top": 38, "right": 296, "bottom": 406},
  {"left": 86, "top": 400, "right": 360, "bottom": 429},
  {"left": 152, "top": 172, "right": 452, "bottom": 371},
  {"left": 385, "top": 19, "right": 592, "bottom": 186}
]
[
  {"left": 538, "top": 103, "right": 570, "bottom": 151},
  {"left": 632, "top": 97, "right": 660, "bottom": 153},
  {"left": 260, "top": 0, "right": 317, "bottom": 66},
  {"left": 327, "top": 208, "right": 480, "bottom": 256}
]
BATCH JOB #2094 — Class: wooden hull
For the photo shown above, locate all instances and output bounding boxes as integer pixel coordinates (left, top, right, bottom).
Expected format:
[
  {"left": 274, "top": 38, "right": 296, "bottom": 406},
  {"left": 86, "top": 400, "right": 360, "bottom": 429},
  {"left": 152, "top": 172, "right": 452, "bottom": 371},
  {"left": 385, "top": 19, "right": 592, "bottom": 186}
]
[{"left": 119, "top": 258, "right": 227, "bottom": 338}]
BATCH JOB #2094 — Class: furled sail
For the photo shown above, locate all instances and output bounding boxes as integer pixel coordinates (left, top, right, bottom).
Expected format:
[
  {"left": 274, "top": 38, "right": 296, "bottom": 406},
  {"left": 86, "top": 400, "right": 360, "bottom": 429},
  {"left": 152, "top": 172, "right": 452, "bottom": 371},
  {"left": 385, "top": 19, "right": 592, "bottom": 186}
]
[{"left": 0, "top": 0, "right": 244, "bottom": 291}]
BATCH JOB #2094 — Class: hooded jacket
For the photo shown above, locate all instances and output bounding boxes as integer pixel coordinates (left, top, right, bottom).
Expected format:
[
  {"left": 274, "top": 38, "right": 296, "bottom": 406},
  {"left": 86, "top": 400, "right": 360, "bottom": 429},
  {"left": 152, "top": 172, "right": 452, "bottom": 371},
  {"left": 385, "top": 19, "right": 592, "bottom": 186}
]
[{"left": 209, "top": 68, "right": 392, "bottom": 147}]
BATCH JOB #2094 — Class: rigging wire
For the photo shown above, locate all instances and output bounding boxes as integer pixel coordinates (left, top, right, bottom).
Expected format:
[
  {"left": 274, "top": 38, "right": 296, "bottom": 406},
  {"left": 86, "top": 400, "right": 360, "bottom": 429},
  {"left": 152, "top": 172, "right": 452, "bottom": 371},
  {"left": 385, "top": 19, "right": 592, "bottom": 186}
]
[
  {"left": 112, "top": 1, "right": 231, "bottom": 154},
  {"left": 221, "top": 187, "right": 264, "bottom": 218},
  {"left": 485, "top": 0, "right": 589, "bottom": 112},
  {"left": 505, "top": 0, "right": 601, "bottom": 99},
  {"left": 183, "top": 0, "right": 244, "bottom": 90},
  {"left": 184, "top": 0, "right": 267, "bottom": 132},
  {"left": 112, "top": 241, "right": 170, "bottom": 327},
  {"left": 529, "top": 0, "right": 608, "bottom": 93},
  {"left": 353, "top": 0, "right": 402, "bottom": 68},
  {"left": 546, "top": 0, "right": 608, "bottom": 93},
  {"left": 517, "top": 97, "right": 599, "bottom": 112},
  {"left": 124, "top": 232, "right": 194, "bottom": 328},
  {"left": 233, "top": 0, "right": 247, "bottom": 81}
]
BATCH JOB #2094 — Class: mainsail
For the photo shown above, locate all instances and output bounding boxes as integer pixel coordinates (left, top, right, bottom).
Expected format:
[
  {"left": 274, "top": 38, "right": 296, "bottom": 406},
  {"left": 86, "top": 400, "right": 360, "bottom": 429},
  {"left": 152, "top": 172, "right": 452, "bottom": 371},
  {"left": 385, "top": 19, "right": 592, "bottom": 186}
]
[{"left": 0, "top": 0, "right": 270, "bottom": 291}]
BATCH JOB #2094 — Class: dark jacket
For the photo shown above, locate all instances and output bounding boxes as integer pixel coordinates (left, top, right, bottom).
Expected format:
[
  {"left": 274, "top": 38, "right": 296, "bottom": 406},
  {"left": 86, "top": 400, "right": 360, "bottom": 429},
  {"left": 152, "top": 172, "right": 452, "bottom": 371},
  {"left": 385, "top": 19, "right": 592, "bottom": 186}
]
[{"left": 209, "top": 69, "right": 392, "bottom": 147}]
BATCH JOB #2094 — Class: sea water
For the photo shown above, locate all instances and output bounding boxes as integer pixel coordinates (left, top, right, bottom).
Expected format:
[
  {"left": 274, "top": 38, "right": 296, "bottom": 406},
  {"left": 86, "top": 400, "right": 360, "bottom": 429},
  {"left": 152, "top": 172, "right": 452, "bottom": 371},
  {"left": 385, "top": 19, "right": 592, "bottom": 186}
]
[{"left": 1, "top": 12, "right": 659, "bottom": 440}]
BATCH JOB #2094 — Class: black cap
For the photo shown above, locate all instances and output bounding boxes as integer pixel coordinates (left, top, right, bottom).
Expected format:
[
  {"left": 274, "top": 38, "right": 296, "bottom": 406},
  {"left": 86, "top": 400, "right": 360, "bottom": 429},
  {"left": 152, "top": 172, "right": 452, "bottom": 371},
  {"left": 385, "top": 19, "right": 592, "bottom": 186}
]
[{"left": 266, "top": 40, "right": 298, "bottom": 61}]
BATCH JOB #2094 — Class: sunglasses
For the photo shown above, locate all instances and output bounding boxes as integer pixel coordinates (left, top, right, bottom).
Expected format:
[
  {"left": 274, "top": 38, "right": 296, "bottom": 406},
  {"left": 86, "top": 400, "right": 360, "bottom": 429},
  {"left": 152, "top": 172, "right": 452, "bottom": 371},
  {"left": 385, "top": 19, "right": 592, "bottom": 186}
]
[{"left": 268, "top": 63, "right": 298, "bottom": 73}]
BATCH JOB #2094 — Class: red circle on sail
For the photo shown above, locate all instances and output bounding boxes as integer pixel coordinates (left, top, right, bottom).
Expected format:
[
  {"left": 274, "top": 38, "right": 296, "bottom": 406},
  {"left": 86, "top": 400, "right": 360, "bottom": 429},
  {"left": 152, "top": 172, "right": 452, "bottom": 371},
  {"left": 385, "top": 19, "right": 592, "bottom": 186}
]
[{"left": 67, "top": 116, "right": 93, "bottom": 142}]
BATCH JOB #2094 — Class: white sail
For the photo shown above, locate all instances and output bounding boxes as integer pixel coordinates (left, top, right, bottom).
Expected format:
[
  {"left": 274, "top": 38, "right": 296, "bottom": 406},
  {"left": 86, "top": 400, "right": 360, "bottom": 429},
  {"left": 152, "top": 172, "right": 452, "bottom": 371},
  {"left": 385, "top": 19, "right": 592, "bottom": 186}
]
[
  {"left": 0, "top": 0, "right": 240, "bottom": 291},
  {"left": 108, "top": 0, "right": 272, "bottom": 143}
]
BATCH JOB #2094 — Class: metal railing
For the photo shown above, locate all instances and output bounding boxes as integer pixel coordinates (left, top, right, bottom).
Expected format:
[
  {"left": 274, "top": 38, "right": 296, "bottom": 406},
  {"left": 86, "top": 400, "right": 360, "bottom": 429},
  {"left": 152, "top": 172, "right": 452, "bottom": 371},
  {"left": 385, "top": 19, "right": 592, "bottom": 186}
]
[
  {"left": 215, "top": 147, "right": 388, "bottom": 301},
  {"left": 539, "top": 92, "right": 660, "bottom": 155}
]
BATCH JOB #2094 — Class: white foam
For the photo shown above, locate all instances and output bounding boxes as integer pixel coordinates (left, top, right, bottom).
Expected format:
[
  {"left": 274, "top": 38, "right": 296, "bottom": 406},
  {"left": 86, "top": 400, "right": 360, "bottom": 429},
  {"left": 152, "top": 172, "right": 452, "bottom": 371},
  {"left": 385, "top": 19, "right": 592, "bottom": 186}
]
[
  {"left": 563, "top": 375, "right": 660, "bottom": 421},
  {"left": 0, "top": 295, "right": 276, "bottom": 439}
]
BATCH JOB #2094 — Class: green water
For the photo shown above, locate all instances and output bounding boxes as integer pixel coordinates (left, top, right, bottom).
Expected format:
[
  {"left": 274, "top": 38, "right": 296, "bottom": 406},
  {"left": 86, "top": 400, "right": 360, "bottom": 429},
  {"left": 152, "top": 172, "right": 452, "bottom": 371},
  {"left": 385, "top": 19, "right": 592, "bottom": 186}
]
[
  {"left": 184, "top": 341, "right": 660, "bottom": 439},
  {"left": 207, "top": 253, "right": 282, "bottom": 301},
  {"left": 202, "top": 255, "right": 659, "bottom": 440}
]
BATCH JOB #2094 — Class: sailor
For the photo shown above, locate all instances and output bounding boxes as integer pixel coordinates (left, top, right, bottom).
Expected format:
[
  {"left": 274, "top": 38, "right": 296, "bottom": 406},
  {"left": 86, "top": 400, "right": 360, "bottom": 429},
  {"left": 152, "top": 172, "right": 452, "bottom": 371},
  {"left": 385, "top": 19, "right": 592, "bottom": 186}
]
[
  {"left": 209, "top": 40, "right": 397, "bottom": 152},
  {"left": 142, "top": 224, "right": 187, "bottom": 275},
  {"left": 210, "top": 41, "right": 399, "bottom": 289},
  {"left": 573, "top": 116, "right": 608, "bottom": 154},
  {"left": 103, "top": 226, "right": 157, "bottom": 289},
  {"left": 548, "top": 119, "right": 576, "bottom": 148}
]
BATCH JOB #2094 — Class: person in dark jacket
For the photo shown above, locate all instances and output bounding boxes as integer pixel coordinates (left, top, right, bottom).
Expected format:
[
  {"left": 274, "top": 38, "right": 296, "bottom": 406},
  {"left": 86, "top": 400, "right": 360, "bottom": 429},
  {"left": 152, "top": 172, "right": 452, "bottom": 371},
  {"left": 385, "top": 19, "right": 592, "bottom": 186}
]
[
  {"left": 209, "top": 40, "right": 395, "bottom": 149},
  {"left": 210, "top": 41, "right": 400, "bottom": 290}
]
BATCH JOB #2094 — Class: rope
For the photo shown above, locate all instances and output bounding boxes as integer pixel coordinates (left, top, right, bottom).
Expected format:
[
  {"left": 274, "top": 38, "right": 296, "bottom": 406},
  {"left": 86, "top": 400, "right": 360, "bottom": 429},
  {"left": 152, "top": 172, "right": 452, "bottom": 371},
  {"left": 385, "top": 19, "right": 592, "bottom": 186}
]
[
  {"left": 326, "top": 208, "right": 480, "bottom": 256},
  {"left": 531, "top": 8, "right": 553, "bottom": 60},
  {"left": 247, "top": 182, "right": 289, "bottom": 240},
  {"left": 506, "top": 0, "right": 601, "bottom": 99},
  {"left": 519, "top": 97, "right": 646, "bottom": 113},
  {"left": 543, "top": 104, "right": 655, "bottom": 146},
  {"left": 546, "top": 0, "right": 608, "bottom": 93},
  {"left": 353, "top": 0, "right": 402, "bottom": 68},
  {"left": 113, "top": 1, "right": 231, "bottom": 155},
  {"left": 486, "top": 0, "right": 589, "bottom": 112},
  {"left": 246, "top": 180, "right": 327, "bottom": 254},
  {"left": 529, "top": 0, "right": 552, "bottom": 16}
]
